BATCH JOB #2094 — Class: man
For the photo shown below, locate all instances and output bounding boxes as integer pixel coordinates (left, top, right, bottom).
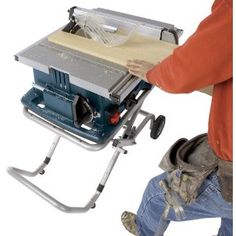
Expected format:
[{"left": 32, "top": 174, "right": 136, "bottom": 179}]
[{"left": 121, "top": 0, "right": 232, "bottom": 235}]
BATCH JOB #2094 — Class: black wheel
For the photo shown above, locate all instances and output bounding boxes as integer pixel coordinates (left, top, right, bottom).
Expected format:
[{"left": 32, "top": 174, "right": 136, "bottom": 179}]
[
  {"left": 39, "top": 170, "right": 45, "bottom": 175},
  {"left": 150, "top": 115, "right": 166, "bottom": 139},
  {"left": 91, "top": 203, "right": 96, "bottom": 209}
]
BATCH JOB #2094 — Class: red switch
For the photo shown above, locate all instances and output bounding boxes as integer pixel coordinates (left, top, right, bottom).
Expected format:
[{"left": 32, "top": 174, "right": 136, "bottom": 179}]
[{"left": 109, "top": 112, "right": 120, "bottom": 125}]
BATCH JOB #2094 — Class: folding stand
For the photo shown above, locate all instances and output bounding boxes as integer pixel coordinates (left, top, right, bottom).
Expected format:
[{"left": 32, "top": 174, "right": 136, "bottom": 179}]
[{"left": 8, "top": 89, "right": 164, "bottom": 213}]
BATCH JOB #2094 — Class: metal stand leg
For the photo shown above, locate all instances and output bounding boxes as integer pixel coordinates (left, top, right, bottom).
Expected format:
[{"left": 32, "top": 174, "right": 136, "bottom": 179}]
[
  {"left": 8, "top": 139, "right": 124, "bottom": 213},
  {"left": 8, "top": 107, "right": 158, "bottom": 213},
  {"left": 83, "top": 148, "right": 124, "bottom": 211},
  {"left": 8, "top": 135, "right": 60, "bottom": 177}
]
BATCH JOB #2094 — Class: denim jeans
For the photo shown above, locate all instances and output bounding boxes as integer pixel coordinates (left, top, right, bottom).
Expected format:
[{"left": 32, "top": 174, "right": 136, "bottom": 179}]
[{"left": 136, "top": 172, "right": 232, "bottom": 236}]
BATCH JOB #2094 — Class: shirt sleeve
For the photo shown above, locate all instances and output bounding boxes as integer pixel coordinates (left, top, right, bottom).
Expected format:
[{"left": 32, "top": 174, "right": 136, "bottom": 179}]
[{"left": 146, "top": 0, "right": 232, "bottom": 93}]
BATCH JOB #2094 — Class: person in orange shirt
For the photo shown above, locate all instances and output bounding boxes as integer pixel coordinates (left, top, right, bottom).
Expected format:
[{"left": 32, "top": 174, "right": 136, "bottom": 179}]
[{"left": 121, "top": 0, "right": 232, "bottom": 235}]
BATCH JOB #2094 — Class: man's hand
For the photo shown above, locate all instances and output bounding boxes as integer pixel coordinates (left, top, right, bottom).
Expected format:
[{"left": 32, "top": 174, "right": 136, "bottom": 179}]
[{"left": 126, "top": 60, "right": 156, "bottom": 82}]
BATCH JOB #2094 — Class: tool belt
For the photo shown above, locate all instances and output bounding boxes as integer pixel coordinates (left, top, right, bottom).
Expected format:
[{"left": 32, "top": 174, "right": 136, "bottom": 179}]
[{"left": 159, "top": 134, "right": 220, "bottom": 204}]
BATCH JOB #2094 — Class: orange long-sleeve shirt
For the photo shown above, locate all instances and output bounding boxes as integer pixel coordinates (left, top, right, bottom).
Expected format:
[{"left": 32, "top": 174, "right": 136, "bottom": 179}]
[{"left": 147, "top": 0, "right": 232, "bottom": 161}]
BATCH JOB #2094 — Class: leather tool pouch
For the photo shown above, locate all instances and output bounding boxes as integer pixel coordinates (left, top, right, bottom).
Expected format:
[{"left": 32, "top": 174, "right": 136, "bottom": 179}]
[{"left": 159, "top": 134, "right": 218, "bottom": 204}]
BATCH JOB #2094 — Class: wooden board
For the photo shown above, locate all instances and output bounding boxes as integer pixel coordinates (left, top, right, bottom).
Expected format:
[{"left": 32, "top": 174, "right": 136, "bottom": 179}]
[
  {"left": 48, "top": 30, "right": 212, "bottom": 96},
  {"left": 48, "top": 30, "right": 177, "bottom": 66}
]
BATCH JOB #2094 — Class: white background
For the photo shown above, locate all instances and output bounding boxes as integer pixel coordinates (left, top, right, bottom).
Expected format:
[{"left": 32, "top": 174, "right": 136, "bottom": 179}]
[{"left": 0, "top": 0, "right": 222, "bottom": 235}]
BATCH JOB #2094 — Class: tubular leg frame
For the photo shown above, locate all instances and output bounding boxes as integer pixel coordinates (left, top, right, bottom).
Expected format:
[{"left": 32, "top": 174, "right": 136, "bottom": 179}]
[
  {"left": 9, "top": 135, "right": 61, "bottom": 177},
  {"left": 8, "top": 142, "right": 123, "bottom": 213},
  {"left": 8, "top": 107, "right": 156, "bottom": 213}
]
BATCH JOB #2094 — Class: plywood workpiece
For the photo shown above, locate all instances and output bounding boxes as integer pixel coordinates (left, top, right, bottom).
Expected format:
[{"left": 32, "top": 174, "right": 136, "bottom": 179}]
[
  {"left": 48, "top": 30, "right": 212, "bottom": 96},
  {"left": 48, "top": 30, "right": 177, "bottom": 66}
]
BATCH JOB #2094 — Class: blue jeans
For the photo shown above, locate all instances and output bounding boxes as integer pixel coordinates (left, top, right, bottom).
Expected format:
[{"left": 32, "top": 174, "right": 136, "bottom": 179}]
[{"left": 136, "top": 172, "right": 232, "bottom": 236}]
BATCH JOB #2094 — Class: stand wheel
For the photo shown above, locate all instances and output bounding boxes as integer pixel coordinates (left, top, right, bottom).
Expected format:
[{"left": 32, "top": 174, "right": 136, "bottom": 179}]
[
  {"left": 91, "top": 203, "right": 96, "bottom": 209},
  {"left": 150, "top": 115, "right": 166, "bottom": 139},
  {"left": 39, "top": 170, "right": 45, "bottom": 175}
]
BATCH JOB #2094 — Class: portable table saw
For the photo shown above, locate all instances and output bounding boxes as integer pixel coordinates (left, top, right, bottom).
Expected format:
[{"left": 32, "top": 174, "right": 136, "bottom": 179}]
[{"left": 8, "top": 7, "right": 182, "bottom": 213}]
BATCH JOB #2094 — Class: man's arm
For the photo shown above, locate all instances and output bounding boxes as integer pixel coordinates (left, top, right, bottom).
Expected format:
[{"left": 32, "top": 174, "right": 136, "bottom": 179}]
[{"left": 127, "top": 0, "right": 232, "bottom": 94}]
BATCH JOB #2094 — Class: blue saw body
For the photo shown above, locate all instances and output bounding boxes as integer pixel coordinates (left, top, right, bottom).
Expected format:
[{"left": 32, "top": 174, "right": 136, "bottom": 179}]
[{"left": 22, "top": 68, "right": 151, "bottom": 143}]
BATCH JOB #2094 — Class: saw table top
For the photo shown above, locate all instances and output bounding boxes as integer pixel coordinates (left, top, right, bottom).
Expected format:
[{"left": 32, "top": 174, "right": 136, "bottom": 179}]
[
  {"left": 16, "top": 28, "right": 212, "bottom": 97},
  {"left": 48, "top": 30, "right": 177, "bottom": 66}
]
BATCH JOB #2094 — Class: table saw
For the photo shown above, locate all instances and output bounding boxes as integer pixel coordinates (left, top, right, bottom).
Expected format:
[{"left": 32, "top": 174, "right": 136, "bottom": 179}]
[{"left": 8, "top": 7, "right": 182, "bottom": 213}]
